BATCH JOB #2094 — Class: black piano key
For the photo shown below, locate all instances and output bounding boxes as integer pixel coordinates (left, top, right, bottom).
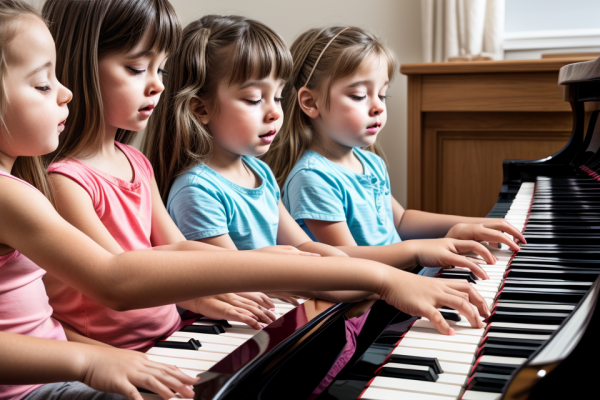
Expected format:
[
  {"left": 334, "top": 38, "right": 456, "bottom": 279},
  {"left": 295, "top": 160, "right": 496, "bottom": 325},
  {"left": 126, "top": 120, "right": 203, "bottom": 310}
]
[
  {"left": 489, "top": 311, "right": 569, "bottom": 324},
  {"left": 378, "top": 364, "right": 438, "bottom": 382},
  {"left": 439, "top": 271, "right": 477, "bottom": 283},
  {"left": 181, "top": 324, "right": 226, "bottom": 334},
  {"left": 154, "top": 338, "right": 201, "bottom": 350},
  {"left": 485, "top": 337, "right": 546, "bottom": 346},
  {"left": 506, "top": 269, "right": 600, "bottom": 281},
  {"left": 471, "top": 362, "right": 517, "bottom": 376},
  {"left": 488, "top": 325, "right": 556, "bottom": 335},
  {"left": 498, "top": 288, "right": 585, "bottom": 303},
  {"left": 387, "top": 354, "right": 443, "bottom": 374},
  {"left": 468, "top": 372, "right": 512, "bottom": 393},
  {"left": 195, "top": 318, "right": 232, "bottom": 328},
  {"left": 477, "top": 343, "right": 539, "bottom": 358},
  {"left": 440, "top": 310, "right": 462, "bottom": 322}
]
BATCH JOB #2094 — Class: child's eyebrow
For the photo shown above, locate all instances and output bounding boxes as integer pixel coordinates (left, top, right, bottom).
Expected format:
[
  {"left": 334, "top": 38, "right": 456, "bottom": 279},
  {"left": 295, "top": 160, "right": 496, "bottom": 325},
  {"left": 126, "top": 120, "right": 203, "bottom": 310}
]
[{"left": 26, "top": 61, "right": 52, "bottom": 78}]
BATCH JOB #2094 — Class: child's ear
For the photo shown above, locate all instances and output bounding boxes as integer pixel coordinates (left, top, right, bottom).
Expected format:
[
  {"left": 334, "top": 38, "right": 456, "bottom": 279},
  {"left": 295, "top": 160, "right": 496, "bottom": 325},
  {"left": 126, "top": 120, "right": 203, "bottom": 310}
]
[
  {"left": 297, "top": 87, "right": 320, "bottom": 119},
  {"left": 190, "top": 96, "right": 210, "bottom": 125}
]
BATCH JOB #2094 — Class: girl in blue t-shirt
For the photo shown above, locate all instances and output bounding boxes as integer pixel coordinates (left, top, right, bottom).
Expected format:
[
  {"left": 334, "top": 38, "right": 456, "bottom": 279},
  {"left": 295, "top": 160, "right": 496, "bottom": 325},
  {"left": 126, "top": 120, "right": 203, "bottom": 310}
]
[
  {"left": 145, "top": 16, "right": 502, "bottom": 283},
  {"left": 263, "top": 26, "right": 526, "bottom": 271}
]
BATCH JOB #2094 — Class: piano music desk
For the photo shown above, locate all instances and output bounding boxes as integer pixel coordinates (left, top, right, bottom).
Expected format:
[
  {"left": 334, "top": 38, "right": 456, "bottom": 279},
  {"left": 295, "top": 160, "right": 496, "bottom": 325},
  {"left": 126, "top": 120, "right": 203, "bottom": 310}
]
[{"left": 401, "top": 57, "right": 595, "bottom": 218}]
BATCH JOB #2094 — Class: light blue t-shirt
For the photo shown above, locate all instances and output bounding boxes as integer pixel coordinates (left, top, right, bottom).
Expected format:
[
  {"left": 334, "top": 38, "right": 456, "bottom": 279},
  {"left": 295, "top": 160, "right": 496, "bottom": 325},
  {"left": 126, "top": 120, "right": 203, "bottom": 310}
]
[
  {"left": 167, "top": 156, "right": 279, "bottom": 250},
  {"left": 283, "top": 148, "right": 401, "bottom": 246}
]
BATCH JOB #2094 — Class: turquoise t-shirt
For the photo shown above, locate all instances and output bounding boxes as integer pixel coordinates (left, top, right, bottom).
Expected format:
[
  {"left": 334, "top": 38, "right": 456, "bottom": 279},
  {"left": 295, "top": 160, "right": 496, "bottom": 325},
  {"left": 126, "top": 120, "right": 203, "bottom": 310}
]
[
  {"left": 167, "top": 156, "right": 279, "bottom": 250},
  {"left": 282, "top": 148, "right": 401, "bottom": 246}
]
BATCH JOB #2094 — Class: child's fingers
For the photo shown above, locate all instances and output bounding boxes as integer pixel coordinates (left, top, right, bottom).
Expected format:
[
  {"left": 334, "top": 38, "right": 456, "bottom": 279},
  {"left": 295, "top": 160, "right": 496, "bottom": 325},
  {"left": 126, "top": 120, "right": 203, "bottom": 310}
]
[
  {"left": 142, "top": 366, "right": 195, "bottom": 399},
  {"left": 280, "top": 295, "right": 300, "bottom": 306},
  {"left": 444, "top": 280, "right": 490, "bottom": 318},
  {"left": 480, "top": 228, "right": 520, "bottom": 252},
  {"left": 147, "top": 362, "right": 198, "bottom": 386},
  {"left": 440, "top": 292, "right": 482, "bottom": 329},
  {"left": 485, "top": 220, "right": 527, "bottom": 244},
  {"left": 135, "top": 373, "right": 177, "bottom": 400},
  {"left": 230, "top": 310, "right": 262, "bottom": 330},
  {"left": 237, "top": 292, "right": 274, "bottom": 309},
  {"left": 448, "top": 254, "right": 489, "bottom": 280},
  {"left": 118, "top": 380, "right": 144, "bottom": 400},
  {"left": 421, "top": 306, "right": 454, "bottom": 335},
  {"left": 458, "top": 241, "right": 496, "bottom": 265}
]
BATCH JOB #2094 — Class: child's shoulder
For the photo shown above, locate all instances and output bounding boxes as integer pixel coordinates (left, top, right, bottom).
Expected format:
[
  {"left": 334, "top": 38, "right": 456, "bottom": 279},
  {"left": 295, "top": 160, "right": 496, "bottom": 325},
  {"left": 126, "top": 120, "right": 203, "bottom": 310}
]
[
  {"left": 289, "top": 150, "right": 329, "bottom": 174},
  {"left": 355, "top": 148, "right": 387, "bottom": 175}
]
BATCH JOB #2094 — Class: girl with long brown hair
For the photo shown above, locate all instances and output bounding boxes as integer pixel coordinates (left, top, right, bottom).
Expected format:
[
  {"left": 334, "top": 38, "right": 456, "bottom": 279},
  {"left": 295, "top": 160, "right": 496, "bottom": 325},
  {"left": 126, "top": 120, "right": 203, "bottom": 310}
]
[{"left": 263, "top": 26, "right": 525, "bottom": 264}]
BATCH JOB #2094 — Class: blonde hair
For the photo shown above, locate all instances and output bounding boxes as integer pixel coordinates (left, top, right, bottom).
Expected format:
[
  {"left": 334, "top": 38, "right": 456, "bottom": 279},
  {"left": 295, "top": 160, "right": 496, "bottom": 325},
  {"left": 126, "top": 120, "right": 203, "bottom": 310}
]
[
  {"left": 41, "top": 0, "right": 181, "bottom": 164},
  {"left": 144, "top": 15, "right": 292, "bottom": 201},
  {"left": 262, "top": 26, "right": 398, "bottom": 188},
  {"left": 0, "top": 0, "right": 53, "bottom": 198}
]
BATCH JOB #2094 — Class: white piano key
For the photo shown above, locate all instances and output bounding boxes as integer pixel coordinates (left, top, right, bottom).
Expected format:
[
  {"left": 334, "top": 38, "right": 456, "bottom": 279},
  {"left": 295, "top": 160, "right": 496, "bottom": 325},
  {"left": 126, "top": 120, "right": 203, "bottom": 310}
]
[
  {"left": 412, "top": 319, "right": 485, "bottom": 336},
  {"left": 392, "top": 346, "right": 474, "bottom": 364},
  {"left": 360, "top": 386, "right": 455, "bottom": 400},
  {"left": 479, "top": 355, "right": 527, "bottom": 366},
  {"left": 436, "top": 373, "right": 468, "bottom": 386},
  {"left": 486, "top": 332, "right": 551, "bottom": 341},
  {"left": 421, "top": 316, "right": 486, "bottom": 330},
  {"left": 438, "top": 361, "right": 472, "bottom": 375},
  {"left": 404, "top": 329, "right": 482, "bottom": 344},
  {"left": 163, "top": 337, "right": 237, "bottom": 354},
  {"left": 369, "top": 376, "right": 462, "bottom": 397},
  {"left": 170, "top": 331, "right": 247, "bottom": 346},
  {"left": 146, "top": 354, "right": 215, "bottom": 372},
  {"left": 462, "top": 390, "right": 501, "bottom": 400},
  {"left": 146, "top": 347, "right": 226, "bottom": 362},
  {"left": 397, "top": 338, "right": 477, "bottom": 354}
]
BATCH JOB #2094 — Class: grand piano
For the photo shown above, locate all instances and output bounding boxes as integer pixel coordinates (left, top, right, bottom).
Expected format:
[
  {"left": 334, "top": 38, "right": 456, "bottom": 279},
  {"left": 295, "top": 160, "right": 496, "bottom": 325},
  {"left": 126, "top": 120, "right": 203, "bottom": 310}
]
[{"left": 143, "top": 57, "right": 600, "bottom": 400}]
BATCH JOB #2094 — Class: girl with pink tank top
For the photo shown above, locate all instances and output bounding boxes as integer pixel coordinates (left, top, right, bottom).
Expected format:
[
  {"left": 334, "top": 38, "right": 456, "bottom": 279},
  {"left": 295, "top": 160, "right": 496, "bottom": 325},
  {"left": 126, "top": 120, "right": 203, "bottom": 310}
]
[
  {"left": 0, "top": 1, "right": 491, "bottom": 397},
  {"left": 42, "top": 0, "right": 279, "bottom": 351}
]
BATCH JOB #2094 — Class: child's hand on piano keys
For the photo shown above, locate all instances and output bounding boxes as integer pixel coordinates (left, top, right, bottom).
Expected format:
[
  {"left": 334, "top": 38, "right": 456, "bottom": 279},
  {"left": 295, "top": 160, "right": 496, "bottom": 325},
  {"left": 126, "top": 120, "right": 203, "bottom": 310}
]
[
  {"left": 379, "top": 271, "right": 488, "bottom": 335},
  {"left": 407, "top": 238, "right": 493, "bottom": 280},
  {"left": 80, "top": 345, "right": 197, "bottom": 400},
  {"left": 445, "top": 221, "right": 526, "bottom": 251},
  {"left": 178, "top": 294, "right": 278, "bottom": 330}
]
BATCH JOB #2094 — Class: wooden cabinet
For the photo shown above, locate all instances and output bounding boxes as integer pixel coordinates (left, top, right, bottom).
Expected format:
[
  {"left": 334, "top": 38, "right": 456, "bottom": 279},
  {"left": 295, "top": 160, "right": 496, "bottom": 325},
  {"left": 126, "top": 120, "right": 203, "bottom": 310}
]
[{"left": 401, "top": 57, "right": 594, "bottom": 217}]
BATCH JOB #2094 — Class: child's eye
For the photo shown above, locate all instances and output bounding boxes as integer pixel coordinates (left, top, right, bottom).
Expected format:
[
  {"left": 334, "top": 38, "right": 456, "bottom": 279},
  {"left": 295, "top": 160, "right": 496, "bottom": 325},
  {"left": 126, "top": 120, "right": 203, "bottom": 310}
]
[
  {"left": 379, "top": 95, "right": 387, "bottom": 102},
  {"left": 126, "top": 66, "right": 145, "bottom": 75},
  {"left": 35, "top": 86, "right": 51, "bottom": 93},
  {"left": 275, "top": 97, "right": 283, "bottom": 103},
  {"left": 350, "top": 94, "right": 366, "bottom": 101},
  {"left": 158, "top": 68, "right": 167, "bottom": 76},
  {"left": 244, "top": 99, "right": 262, "bottom": 105}
]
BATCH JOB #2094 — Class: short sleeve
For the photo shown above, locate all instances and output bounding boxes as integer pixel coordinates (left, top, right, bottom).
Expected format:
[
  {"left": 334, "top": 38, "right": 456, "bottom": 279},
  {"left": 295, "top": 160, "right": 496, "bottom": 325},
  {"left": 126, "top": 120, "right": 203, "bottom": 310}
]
[
  {"left": 285, "top": 168, "right": 346, "bottom": 222},
  {"left": 168, "top": 184, "right": 229, "bottom": 241}
]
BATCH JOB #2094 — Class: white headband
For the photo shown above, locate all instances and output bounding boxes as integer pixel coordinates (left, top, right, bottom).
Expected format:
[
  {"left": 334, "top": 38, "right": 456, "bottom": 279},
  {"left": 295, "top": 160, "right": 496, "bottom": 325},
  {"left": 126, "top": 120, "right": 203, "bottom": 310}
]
[{"left": 303, "top": 27, "right": 349, "bottom": 87}]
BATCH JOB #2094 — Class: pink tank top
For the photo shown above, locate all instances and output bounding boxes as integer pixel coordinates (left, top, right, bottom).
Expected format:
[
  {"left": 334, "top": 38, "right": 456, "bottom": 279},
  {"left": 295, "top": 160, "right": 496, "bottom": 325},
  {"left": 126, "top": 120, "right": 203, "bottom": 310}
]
[
  {"left": 0, "top": 172, "right": 67, "bottom": 400},
  {"left": 46, "top": 142, "right": 181, "bottom": 350}
]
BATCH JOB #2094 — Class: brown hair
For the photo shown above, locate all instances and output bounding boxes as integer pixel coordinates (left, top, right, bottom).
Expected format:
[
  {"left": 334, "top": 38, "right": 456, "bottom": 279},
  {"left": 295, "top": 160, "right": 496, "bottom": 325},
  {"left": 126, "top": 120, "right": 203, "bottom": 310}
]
[
  {"left": 262, "top": 26, "right": 398, "bottom": 188},
  {"left": 0, "top": 0, "right": 53, "bottom": 198},
  {"left": 41, "top": 0, "right": 181, "bottom": 164},
  {"left": 143, "top": 15, "right": 292, "bottom": 201}
]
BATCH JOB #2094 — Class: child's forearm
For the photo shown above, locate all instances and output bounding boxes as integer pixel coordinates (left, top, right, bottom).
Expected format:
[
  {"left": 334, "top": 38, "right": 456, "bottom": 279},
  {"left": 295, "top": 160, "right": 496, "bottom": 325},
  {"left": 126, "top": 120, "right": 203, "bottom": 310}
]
[
  {"left": 60, "top": 323, "right": 112, "bottom": 348},
  {"left": 0, "top": 332, "right": 86, "bottom": 385},
  {"left": 335, "top": 242, "right": 417, "bottom": 270},
  {"left": 397, "top": 210, "right": 484, "bottom": 240},
  {"left": 296, "top": 241, "right": 349, "bottom": 257}
]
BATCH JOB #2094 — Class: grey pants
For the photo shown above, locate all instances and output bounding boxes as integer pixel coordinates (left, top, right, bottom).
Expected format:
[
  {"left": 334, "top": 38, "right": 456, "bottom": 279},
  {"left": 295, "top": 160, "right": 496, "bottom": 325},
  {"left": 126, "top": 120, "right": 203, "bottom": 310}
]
[{"left": 21, "top": 382, "right": 127, "bottom": 400}]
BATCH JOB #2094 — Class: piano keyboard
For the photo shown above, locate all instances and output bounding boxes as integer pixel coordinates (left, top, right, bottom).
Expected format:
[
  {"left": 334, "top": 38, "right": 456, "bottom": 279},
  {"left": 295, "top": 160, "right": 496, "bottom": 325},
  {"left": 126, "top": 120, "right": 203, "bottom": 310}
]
[
  {"left": 359, "top": 182, "right": 535, "bottom": 400},
  {"left": 140, "top": 298, "right": 305, "bottom": 400}
]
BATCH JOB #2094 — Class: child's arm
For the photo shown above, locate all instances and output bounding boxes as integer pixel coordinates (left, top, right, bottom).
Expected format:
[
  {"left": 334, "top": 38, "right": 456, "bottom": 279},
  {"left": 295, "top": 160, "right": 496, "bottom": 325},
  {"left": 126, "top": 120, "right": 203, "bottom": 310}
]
[
  {"left": 0, "top": 332, "right": 196, "bottom": 400},
  {"left": 48, "top": 173, "right": 275, "bottom": 325},
  {"left": 303, "top": 219, "right": 493, "bottom": 279},
  {"left": 0, "top": 177, "right": 488, "bottom": 335},
  {"left": 392, "top": 196, "right": 526, "bottom": 248},
  {"left": 277, "top": 201, "right": 348, "bottom": 257}
]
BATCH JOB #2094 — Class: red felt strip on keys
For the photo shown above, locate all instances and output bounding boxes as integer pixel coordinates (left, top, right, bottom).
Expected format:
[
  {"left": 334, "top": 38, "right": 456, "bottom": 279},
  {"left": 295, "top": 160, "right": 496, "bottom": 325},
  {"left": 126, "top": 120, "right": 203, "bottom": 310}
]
[{"left": 357, "top": 377, "right": 377, "bottom": 399}]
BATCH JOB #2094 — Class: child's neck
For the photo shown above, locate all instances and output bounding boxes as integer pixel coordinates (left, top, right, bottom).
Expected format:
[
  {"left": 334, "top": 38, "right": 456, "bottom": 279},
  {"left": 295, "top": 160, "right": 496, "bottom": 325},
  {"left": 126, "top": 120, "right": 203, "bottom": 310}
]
[
  {"left": 75, "top": 124, "right": 134, "bottom": 183},
  {"left": 309, "top": 130, "right": 363, "bottom": 175},
  {"left": 0, "top": 151, "right": 16, "bottom": 175},
  {"left": 207, "top": 145, "right": 260, "bottom": 189}
]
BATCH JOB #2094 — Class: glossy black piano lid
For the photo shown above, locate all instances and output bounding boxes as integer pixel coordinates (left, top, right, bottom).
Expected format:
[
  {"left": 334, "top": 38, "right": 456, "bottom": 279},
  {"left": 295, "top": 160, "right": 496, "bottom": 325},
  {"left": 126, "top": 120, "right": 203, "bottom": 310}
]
[{"left": 501, "top": 275, "right": 600, "bottom": 400}]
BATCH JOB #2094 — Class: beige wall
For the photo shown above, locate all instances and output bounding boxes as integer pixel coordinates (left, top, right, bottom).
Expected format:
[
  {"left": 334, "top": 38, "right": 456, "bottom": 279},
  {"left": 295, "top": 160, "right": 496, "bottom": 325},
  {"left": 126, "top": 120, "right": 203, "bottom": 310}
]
[{"left": 169, "top": 0, "right": 423, "bottom": 206}]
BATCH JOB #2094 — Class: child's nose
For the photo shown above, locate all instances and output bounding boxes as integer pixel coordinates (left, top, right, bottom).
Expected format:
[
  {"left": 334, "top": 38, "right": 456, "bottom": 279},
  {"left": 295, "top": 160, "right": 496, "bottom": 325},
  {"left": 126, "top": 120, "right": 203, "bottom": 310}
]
[
  {"left": 267, "top": 106, "right": 281, "bottom": 122},
  {"left": 370, "top": 99, "right": 385, "bottom": 116},
  {"left": 147, "top": 75, "right": 165, "bottom": 96},
  {"left": 58, "top": 83, "right": 72, "bottom": 105}
]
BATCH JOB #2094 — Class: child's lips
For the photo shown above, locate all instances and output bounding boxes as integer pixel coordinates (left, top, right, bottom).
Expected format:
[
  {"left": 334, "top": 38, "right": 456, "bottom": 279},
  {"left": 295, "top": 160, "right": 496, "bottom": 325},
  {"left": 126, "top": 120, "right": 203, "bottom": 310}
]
[
  {"left": 259, "top": 130, "right": 277, "bottom": 143},
  {"left": 57, "top": 120, "right": 66, "bottom": 133},
  {"left": 138, "top": 104, "right": 155, "bottom": 117},
  {"left": 366, "top": 123, "right": 381, "bottom": 134}
]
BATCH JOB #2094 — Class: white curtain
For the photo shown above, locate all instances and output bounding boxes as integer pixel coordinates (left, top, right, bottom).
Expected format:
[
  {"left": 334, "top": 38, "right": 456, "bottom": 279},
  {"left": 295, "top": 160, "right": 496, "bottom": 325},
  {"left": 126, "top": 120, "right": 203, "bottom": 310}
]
[{"left": 421, "top": 0, "right": 505, "bottom": 62}]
